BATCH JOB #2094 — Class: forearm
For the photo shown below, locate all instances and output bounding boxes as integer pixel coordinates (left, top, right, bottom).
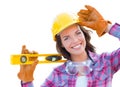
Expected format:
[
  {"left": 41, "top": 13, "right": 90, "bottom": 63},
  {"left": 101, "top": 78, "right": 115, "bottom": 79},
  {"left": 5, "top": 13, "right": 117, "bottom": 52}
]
[{"left": 21, "top": 81, "right": 34, "bottom": 87}]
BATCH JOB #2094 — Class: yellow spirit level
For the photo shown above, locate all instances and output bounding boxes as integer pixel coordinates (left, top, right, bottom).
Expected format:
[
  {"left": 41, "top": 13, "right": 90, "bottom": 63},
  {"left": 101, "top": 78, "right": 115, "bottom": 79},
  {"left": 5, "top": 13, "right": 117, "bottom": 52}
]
[{"left": 11, "top": 54, "right": 66, "bottom": 65}]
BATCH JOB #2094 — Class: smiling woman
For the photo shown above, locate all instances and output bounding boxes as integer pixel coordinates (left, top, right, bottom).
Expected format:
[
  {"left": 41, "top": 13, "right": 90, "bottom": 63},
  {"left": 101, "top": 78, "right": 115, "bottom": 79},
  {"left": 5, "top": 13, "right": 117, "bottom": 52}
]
[
  {"left": 16, "top": 4, "right": 120, "bottom": 87},
  {"left": 0, "top": 0, "right": 120, "bottom": 87}
]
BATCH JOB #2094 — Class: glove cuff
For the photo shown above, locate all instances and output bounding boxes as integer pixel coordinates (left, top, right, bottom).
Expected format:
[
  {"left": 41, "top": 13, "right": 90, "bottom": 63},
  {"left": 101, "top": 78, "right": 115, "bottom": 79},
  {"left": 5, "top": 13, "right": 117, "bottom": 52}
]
[
  {"left": 96, "top": 20, "right": 108, "bottom": 36},
  {"left": 18, "top": 72, "right": 34, "bottom": 82}
]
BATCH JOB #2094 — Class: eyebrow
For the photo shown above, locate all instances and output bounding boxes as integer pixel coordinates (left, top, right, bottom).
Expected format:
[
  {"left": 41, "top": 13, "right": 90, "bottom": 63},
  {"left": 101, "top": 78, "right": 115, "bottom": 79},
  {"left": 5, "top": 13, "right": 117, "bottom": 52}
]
[
  {"left": 62, "top": 30, "right": 80, "bottom": 38},
  {"left": 61, "top": 25, "right": 81, "bottom": 38},
  {"left": 62, "top": 35, "right": 69, "bottom": 39}
]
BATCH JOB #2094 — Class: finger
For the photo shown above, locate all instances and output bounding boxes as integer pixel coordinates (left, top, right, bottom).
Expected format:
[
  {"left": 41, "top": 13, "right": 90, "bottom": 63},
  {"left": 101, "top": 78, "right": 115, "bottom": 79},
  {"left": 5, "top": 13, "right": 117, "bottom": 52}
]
[
  {"left": 32, "top": 51, "right": 38, "bottom": 54},
  {"left": 24, "top": 49, "right": 29, "bottom": 54},
  {"left": 79, "top": 21, "right": 92, "bottom": 28},
  {"left": 29, "top": 51, "right": 38, "bottom": 61},
  {"left": 85, "top": 5, "right": 94, "bottom": 12},
  {"left": 78, "top": 17, "right": 85, "bottom": 22},
  {"left": 32, "top": 59, "right": 39, "bottom": 70},
  {"left": 78, "top": 9, "right": 89, "bottom": 15},
  {"left": 78, "top": 13, "right": 88, "bottom": 21},
  {"left": 21, "top": 45, "right": 26, "bottom": 54}
]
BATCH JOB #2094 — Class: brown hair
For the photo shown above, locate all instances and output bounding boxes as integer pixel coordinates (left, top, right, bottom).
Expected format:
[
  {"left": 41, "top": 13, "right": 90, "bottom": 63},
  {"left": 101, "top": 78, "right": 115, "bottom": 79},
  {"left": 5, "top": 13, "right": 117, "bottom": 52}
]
[{"left": 55, "top": 24, "right": 96, "bottom": 60}]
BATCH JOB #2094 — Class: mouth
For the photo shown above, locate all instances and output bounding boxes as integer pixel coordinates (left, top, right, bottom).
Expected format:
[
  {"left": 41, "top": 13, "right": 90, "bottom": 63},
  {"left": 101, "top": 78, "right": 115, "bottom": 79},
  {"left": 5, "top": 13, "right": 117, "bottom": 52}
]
[{"left": 72, "top": 44, "right": 81, "bottom": 49}]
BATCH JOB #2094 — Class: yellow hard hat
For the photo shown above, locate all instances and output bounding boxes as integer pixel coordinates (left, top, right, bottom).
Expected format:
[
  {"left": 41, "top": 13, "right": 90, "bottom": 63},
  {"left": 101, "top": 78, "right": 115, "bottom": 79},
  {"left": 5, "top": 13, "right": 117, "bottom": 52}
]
[{"left": 52, "top": 13, "right": 79, "bottom": 41}]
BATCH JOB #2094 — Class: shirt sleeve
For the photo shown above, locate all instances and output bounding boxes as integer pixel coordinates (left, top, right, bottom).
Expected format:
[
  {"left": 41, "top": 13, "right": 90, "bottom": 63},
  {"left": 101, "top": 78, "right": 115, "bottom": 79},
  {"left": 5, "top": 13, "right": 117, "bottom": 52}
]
[
  {"left": 109, "top": 23, "right": 120, "bottom": 38},
  {"left": 106, "top": 23, "right": 120, "bottom": 73},
  {"left": 21, "top": 81, "right": 34, "bottom": 87},
  {"left": 40, "top": 70, "right": 56, "bottom": 87}
]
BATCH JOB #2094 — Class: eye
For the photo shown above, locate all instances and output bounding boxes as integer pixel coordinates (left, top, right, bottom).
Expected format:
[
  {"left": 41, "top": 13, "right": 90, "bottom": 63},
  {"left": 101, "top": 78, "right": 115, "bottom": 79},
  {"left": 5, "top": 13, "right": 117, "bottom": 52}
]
[
  {"left": 76, "top": 31, "right": 81, "bottom": 35},
  {"left": 63, "top": 36, "right": 69, "bottom": 41}
]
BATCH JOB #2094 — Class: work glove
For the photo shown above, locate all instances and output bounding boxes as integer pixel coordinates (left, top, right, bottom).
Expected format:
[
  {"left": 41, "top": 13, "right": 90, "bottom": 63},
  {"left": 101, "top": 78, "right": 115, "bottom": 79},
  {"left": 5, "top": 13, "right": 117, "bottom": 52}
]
[
  {"left": 17, "top": 45, "right": 39, "bottom": 82},
  {"left": 77, "top": 5, "right": 111, "bottom": 36}
]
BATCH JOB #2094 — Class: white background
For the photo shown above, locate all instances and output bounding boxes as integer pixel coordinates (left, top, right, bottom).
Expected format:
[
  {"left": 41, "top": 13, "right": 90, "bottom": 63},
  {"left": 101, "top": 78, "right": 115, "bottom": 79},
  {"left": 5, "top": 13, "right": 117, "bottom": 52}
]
[{"left": 0, "top": 0, "right": 120, "bottom": 87}]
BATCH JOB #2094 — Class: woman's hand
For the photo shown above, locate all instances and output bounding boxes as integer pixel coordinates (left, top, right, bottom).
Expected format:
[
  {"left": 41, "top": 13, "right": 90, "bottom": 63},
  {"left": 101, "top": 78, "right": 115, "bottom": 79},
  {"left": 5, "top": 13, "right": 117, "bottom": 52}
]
[
  {"left": 17, "top": 45, "right": 39, "bottom": 82},
  {"left": 77, "top": 5, "right": 111, "bottom": 36}
]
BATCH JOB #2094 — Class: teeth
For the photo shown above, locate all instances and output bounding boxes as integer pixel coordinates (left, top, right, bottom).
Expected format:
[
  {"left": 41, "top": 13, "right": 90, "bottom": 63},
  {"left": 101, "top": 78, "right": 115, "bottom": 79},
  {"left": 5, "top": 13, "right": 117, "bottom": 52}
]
[{"left": 72, "top": 44, "right": 81, "bottom": 49}]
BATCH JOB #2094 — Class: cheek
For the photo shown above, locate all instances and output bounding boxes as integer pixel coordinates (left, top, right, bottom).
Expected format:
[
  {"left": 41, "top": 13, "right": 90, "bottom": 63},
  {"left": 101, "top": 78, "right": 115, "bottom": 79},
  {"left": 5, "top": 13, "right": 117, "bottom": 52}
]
[
  {"left": 79, "top": 36, "right": 86, "bottom": 47},
  {"left": 61, "top": 40, "right": 70, "bottom": 49},
  {"left": 83, "top": 38, "right": 86, "bottom": 47}
]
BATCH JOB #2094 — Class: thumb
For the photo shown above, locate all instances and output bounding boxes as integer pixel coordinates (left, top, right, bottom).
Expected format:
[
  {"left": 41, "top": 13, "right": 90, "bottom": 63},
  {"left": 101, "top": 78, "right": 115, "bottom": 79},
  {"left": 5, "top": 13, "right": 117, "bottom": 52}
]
[
  {"left": 32, "top": 60, "right": 39, "bottom": 70},
  {"left": 79, "top": 21, "right": 92, "bottom": 27},
  {"left": 85, "top": 5, "right": 94, "bottom": 12}
]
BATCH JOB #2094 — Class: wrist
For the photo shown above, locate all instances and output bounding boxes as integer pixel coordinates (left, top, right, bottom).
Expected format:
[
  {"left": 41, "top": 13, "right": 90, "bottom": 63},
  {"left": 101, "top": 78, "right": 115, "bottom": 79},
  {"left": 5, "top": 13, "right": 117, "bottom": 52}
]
[
  {"left": 105, "top": 23, "right": 113, "bottom": 33},
  {"left": 21, "top": 81, "right": 32, "bottom": 85}
]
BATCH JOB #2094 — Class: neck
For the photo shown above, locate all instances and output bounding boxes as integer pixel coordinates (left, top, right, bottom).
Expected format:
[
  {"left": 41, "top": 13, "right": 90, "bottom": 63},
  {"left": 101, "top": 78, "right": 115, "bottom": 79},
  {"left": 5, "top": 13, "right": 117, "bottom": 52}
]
[{"left": 71, "top": 51, "right": 88, "bottom": 62}]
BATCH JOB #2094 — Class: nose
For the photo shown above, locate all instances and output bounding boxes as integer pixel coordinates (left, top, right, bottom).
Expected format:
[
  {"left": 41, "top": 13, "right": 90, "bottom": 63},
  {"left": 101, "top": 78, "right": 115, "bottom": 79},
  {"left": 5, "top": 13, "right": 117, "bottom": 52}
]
[{"left": 71, "top": 36, "right": 79, "bottom": 43}]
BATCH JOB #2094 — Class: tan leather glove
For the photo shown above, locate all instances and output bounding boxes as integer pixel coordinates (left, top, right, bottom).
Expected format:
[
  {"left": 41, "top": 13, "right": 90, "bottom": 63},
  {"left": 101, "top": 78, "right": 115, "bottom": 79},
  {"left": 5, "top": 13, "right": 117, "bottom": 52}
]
[
  {"left": 77, "top": 5, "right": 111, "bottom": 36},
  {"left": 18, "top": 45, "right": 39, "bottom": 82}
]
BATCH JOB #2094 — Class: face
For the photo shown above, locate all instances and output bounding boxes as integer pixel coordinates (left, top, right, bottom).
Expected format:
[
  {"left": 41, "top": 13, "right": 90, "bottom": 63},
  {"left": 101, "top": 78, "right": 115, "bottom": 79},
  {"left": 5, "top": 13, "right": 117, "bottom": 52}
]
[{"left": 60, "top": 24, "right": 86, "bottom": 57}]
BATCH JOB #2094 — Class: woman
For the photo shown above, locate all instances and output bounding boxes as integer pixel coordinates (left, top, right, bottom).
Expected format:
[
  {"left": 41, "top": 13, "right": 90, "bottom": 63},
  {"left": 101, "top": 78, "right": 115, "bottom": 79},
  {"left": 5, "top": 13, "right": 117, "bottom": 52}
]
[{"left": 18, "top": 5, "right": 120, "bottom": 87}]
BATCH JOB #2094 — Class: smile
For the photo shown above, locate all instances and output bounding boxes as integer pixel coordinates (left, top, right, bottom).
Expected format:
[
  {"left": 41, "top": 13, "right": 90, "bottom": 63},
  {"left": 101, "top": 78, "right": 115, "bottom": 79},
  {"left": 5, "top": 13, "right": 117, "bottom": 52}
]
[{"left": 72, "top": 44, "right": 81, "bottom": 49}]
